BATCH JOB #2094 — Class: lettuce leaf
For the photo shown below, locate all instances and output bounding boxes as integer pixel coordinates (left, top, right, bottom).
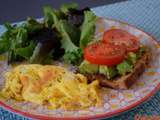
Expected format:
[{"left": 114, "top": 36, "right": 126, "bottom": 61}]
[
  {"left": 15, "top": 41, "right": 36, "bottom": 59},
  {"left": 0, "top": 23, "right": 15, "bottom": 54},
  {"left": 80, "top": 11, "right": 97, "bottom": 49},
  {"left": 43, "top": 5, "right": 97, "bottom": 64},
  {"left": 0, "top": 38, "right": 10, "bottom": 54},
  {"left": 63, "top": 48, "right": 83, "bottom": 64},
  {"left": 60, "top": 3, "right": 78, "bottom": 14},
  {"left": 57, "top": 20, "right": 82, "bottom": 64},
  {"left": 58, "top": 20, "right": 80, "bottom": 51},
  {"left": 0, "top": 4, "right": 97, "bottom": 65},
  {"left": 29, "top": 43, "right": 43, "bottom": 63},
  {"left": 30, "top": 42, "right": 54, "bottom": 64},
  {"left": 29, "top": 40, "right": 58, "bottom": 64},
  {"left": 43, "top": 6, "right": 61, "bottom": 28},
  {"left": 25, "top": 17, "right": 43, "bottom": 34},
  {"left": 0, "top": 23, "right": 30, "bottom": 63},
  {"left": 15, "top": 28, "right": 28, "bottom": 47}
]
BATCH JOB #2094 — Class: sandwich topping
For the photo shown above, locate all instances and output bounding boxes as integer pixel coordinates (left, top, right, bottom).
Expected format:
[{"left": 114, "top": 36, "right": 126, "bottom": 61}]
[
  {"left": 79, "top": 29, "right": 146, "bottom": 79},
  {"left": 103, "top": 29, "right": 140, "bottom": 52},
  {"left": 84, "top": 42, "right": 126, "bottom": 66}
]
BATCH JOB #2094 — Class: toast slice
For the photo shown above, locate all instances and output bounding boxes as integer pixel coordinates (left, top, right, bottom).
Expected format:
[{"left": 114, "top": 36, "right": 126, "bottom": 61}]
[{"left": 86, "top": 50, "right": 151, "bottom": 89}]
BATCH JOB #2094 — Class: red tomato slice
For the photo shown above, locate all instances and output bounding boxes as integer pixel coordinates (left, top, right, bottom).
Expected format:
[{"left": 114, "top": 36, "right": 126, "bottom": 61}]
[
  {"left": 84, "top": 42, "right": 126, "bottom": 66},
  {"left": 103, "top": 29, "right": 140, "bottom": 52}
]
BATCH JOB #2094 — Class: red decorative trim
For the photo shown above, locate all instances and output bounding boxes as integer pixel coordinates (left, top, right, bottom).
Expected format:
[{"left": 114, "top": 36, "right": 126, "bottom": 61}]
[{"left": 0, "top": 18, "right": 160, "bottom": 120}]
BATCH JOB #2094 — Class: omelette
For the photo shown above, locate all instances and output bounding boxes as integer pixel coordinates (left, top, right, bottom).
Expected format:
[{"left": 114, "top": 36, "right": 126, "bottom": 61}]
[{"left": 0, "top": 64, "right": 102, "bottom": 110}]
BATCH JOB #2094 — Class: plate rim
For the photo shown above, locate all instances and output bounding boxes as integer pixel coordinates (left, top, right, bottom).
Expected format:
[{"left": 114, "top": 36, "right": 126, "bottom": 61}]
[{"left": 0, "top": 17, "right": 160, "bottom": 120}]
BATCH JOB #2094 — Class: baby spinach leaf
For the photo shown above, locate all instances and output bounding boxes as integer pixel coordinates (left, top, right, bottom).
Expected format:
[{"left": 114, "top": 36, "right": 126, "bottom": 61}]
[{"left": 15, "top": 41, "right": 36, "bottom": 59}]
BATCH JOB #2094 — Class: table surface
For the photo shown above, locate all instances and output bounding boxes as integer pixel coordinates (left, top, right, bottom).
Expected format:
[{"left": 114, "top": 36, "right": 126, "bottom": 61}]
[
  {"left": 0, "top": 0, "right": 160, "bottom": 120},
  {"left": 0, "top": 0, "right": 126, "bottom": 24}
]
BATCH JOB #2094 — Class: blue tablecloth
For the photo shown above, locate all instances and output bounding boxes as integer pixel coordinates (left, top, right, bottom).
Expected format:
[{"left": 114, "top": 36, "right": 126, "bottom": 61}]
[{"left": 0, "top": 0, "right": 160, "bottom": 119}]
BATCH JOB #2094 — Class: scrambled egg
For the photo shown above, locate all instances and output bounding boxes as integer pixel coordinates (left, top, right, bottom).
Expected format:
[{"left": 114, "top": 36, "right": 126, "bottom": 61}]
[{"left": 1, "top": 64, "right": 102, "bottom": 110}]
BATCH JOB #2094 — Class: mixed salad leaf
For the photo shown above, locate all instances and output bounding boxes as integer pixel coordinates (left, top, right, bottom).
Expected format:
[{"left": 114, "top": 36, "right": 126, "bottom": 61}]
[
  {"left": 0, "top": 3, "right": 97, "bottom": 65},
  {"left": 63, "top": 48, "right": 83, "bottom": 64},
  {"left": 60, "top": 3, "right": 78, "bottom": 14},
  {"left": 15, "top": 41, "right": 36, "bottom": 60},
  {"left": 80, "top": 11, "right": 97, "bottom": 49}
]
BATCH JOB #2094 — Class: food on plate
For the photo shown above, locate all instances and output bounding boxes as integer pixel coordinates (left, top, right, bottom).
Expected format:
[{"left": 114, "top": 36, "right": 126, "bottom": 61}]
[
  {"left": 0, "top": 1, "right": 153, "bottom": 113},
  {"left": 0, "top": 3, "right": 102, "bottom": 111},
  {"left": 0, "top": 3, "right": 97, "bottom": 65},
  {"left": 0, "top": 64, "right": 102, "bottom": 110},
  {"left": 103, "top": 29, "right": 140, "bottom": 52},
  {"left": 84, "top": 42, "right": 126, "bottom": 66},
  {"left": 79, "top": 29, "right": 151, "bottom": 89}
]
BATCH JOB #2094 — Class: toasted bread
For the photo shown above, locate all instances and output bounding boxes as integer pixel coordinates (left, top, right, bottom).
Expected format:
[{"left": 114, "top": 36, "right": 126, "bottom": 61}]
[{"left": 86, "top": 51, "right": 151, "bottom": 89}]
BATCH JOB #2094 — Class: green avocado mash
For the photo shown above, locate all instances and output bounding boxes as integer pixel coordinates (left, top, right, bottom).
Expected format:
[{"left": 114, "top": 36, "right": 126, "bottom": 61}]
[
  {"left": 79, "top": 60, "right": 99, "bottom": 74},
  {"left": 116, "top": 60, "right": 133, "bottom": 76},
  {"left": 99, "top": 66, "right": 117, "bottom": 79},
  {"left": 127, "top": 52, "right": 138, "bottom": 64}
]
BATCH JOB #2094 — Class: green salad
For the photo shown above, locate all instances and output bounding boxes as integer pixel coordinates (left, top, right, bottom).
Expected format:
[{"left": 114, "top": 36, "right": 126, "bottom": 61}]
[{"left": 0, "top": 3, "right": 97, "bottom": 64}]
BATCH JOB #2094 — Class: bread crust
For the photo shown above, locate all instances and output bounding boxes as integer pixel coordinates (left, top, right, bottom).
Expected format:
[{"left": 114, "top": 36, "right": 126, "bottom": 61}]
[{"left": 86, "top": 51, "right": 152, "bottom": 89}]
